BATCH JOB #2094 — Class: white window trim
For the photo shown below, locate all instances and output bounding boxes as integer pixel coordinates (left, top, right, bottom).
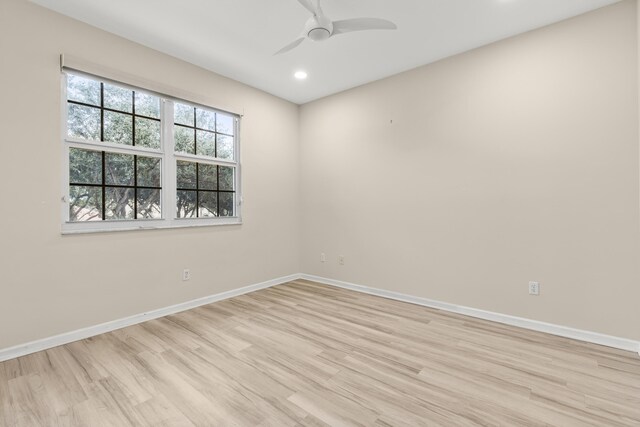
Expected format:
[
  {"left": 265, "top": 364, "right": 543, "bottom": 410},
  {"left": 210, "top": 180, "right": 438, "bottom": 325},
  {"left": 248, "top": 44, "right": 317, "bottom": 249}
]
[{"left": 60, "top": 71, "right": 242, "bottom": 235}]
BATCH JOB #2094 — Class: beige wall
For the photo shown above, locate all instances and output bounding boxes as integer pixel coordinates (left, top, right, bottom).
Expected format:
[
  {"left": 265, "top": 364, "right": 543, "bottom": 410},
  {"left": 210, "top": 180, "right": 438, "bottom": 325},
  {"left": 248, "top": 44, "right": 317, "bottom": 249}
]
[
  {"left": 300, "top": 0, "right": 640, "bottom": 340},
  {"left": 0, "top": 0, "right": 300, "bottom": 349}
]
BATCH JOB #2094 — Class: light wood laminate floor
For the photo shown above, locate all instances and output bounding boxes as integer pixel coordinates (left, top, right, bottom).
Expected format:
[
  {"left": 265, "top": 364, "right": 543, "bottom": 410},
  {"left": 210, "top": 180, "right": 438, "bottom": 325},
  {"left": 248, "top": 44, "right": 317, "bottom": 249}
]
[{"left": 1, "top": 280, "right": 639, "bottom": 426}]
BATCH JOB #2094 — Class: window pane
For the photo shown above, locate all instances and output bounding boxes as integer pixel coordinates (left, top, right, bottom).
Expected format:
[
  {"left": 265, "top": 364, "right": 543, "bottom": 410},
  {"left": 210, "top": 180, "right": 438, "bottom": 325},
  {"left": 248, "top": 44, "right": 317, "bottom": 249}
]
[
  {"left": 198, "top": 192, "right": 217, "bottom": 217},
  {"left": 105, "top": 153, "right": 134, "bottom": 186},
  {"left": 198, "top": 164, "right": 217, "bottom": 190},
  {"left": 219, "top": 166, "right": 234, "bottom": 191},
  {"left": 67, "top": 74, "right": 100, "bottom": 106},
  {"left": 217, "top": 134, "right": 234, "bottom": 160},
  {"left": 69, "top": 185, "right": 102, "bottom": 222},
  {"left": 69, "top": 148, "right": 101, "bottom": 185},
  {"left": 219, "top": 192, "right": 234, "bottom": 217},
  {"left": 176, "top": 161, "right": 196, "bottom": 189},
  {"left": 105, "top": 187, "right": 135, "bottom": 220},
  {"left": 103, "top": 83, "right": 133, "bottom": 113},
  {"left": 137, "top": 189, "right": 161, "bottom": 219},
  {"left": 137, "top": 156, "right": 161, "bottom": 187},
  {"left": 104, "top": 111, "right": 133, "bottom": 145},
  {"left": 135, "top": 92, "right": 160, "bottom": 119},
  {"left": 174, "top": 125, "right": 195, "bottom": 154},
  {"left": 195, "top": 108, "right": 215, "bottom": 131},
  {"left": 135, "top": 118, "right": 161, "bottom": 149},
  {"left": 216, "top": 114, "right": 234, "bottom": 135},
  {"left": 67, "top": 104, "right": 100, "bottom": 141},
  {"left": 176, "top": 190, "right": 197, "bottom": 218},
  {"left": 196, "top": 130, "right": 215, "bottom": 157},
  {"left": 174, "top": 103, "right": 194, "bottom": 126}
]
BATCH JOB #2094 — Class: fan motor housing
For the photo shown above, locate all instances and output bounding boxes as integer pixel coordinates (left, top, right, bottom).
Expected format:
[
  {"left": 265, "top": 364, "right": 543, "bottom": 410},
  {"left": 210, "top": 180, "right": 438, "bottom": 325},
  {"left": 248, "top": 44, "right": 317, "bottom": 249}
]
[
  {"left": 308, "top": 27, "right": 330, "bottom": 41},
  {"left": 306, "top": 15, "right": 333, "bottom": 41}
]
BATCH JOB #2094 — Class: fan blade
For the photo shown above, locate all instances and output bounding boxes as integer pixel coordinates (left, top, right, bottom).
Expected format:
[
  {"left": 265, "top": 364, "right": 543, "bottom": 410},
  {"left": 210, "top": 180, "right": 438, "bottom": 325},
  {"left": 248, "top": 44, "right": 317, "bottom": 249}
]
[
  {"left": 332, "top": 18, "right": 397, "bottom": 35},
  {"left": 274, "top": 37, "right": 305, "bottom": 55},
  {"left": 297, "top": 0, "right": 318, "bottom": 15}
]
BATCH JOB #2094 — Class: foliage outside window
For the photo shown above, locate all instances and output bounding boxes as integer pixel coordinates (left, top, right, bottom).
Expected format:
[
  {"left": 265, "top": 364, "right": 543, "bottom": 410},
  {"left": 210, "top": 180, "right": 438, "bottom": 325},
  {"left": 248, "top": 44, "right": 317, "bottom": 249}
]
[{"left": 63, "top": 72, "right": 240, "bottom": 233}]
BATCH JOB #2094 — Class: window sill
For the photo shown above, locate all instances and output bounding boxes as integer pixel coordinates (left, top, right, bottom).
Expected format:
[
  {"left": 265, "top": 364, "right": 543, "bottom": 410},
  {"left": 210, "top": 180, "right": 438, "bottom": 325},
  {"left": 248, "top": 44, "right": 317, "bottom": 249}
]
[{"left": 61, "top": 217, "right": 242, "bottom": 235}]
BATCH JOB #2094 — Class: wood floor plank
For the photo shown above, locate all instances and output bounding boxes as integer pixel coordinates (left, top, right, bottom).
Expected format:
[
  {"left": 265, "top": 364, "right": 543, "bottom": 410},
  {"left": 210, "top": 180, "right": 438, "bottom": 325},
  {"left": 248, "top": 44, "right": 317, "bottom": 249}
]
[{"left": 1, "top": 280, "right": 639, "bottom": 426}]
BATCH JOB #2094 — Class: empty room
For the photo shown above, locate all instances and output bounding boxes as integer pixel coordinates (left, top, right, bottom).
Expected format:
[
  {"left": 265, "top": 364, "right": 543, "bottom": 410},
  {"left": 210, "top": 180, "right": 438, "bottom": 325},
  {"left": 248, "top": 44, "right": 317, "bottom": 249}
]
[{"left": 1, "top": 0, "right": 639, "bottom": 425}]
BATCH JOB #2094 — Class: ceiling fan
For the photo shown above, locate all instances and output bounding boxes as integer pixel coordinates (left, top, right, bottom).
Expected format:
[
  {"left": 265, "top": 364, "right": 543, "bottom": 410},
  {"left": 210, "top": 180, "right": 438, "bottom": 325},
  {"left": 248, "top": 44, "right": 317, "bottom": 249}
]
[{"left": 275, "top": 0, "right": 397, "bottom": 55}]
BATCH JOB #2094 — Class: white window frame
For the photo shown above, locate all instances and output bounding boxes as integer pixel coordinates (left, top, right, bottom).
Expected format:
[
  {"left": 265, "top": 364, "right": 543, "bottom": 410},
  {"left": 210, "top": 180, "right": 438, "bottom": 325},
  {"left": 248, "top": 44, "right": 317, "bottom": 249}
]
[{"left": 60, "top": 71, "right": 242, "bottom": 234}]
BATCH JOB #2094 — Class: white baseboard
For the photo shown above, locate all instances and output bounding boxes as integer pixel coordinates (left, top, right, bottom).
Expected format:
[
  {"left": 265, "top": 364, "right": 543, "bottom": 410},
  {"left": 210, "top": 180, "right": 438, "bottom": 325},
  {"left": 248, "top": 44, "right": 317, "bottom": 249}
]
[
  {"left": 2, "top": 272, "right": 638, "bottom": 362},
  {"left": 300, "top": 274, "right": 640, "bottom": 355},
  {"left": 0, "top": 274, "right": 301, "bottom": 363}
]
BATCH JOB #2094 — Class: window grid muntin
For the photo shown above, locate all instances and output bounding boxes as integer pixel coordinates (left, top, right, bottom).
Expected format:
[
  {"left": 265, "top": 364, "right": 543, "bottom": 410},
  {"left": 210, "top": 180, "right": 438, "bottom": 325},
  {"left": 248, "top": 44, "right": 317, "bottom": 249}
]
[
  {"left": 173, "top": 122, "right": 233, "bottom": 138},
  {"left": 68, "top": 99, "right": 161, "bottom": 123}
]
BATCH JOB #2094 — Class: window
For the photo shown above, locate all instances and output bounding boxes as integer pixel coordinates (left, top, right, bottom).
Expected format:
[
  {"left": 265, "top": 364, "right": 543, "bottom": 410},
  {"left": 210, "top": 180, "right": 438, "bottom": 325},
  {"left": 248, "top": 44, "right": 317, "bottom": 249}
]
[
  {"left": 173, "top": 102, "right": 237, "bottom": 219},
  {"left": 62, "top": 72, "right": 241, "bottom": 233}
]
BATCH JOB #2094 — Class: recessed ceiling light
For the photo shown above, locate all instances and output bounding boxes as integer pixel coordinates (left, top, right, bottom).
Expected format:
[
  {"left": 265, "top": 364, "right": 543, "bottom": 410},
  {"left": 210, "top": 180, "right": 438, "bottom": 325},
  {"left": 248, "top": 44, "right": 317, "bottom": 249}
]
[{"left": 294, "top": 70, "right": 308, "bottom": 80}]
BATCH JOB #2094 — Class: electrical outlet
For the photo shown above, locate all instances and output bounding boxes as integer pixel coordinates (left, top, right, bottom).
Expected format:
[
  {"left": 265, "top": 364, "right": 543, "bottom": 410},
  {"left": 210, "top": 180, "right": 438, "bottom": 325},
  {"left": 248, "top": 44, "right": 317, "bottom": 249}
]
[
  {"left": 183, "top": 269, "right": 191, "bottom": 281},
  {"left": 528, "top": 281, "right": 540, "bottom": 296},
  {"left": 320, "top": 253, "right": 326, "bottom": 263},
  {"left": 338, "top": 255, "right": 345, "bottom": 265}
]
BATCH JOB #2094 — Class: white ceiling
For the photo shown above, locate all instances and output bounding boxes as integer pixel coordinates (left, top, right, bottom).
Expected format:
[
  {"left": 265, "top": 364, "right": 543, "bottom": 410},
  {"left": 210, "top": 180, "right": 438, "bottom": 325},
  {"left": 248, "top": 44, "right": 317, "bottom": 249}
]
[{"left": 32, "top": 0, "right": 620, "bottom": 105}]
